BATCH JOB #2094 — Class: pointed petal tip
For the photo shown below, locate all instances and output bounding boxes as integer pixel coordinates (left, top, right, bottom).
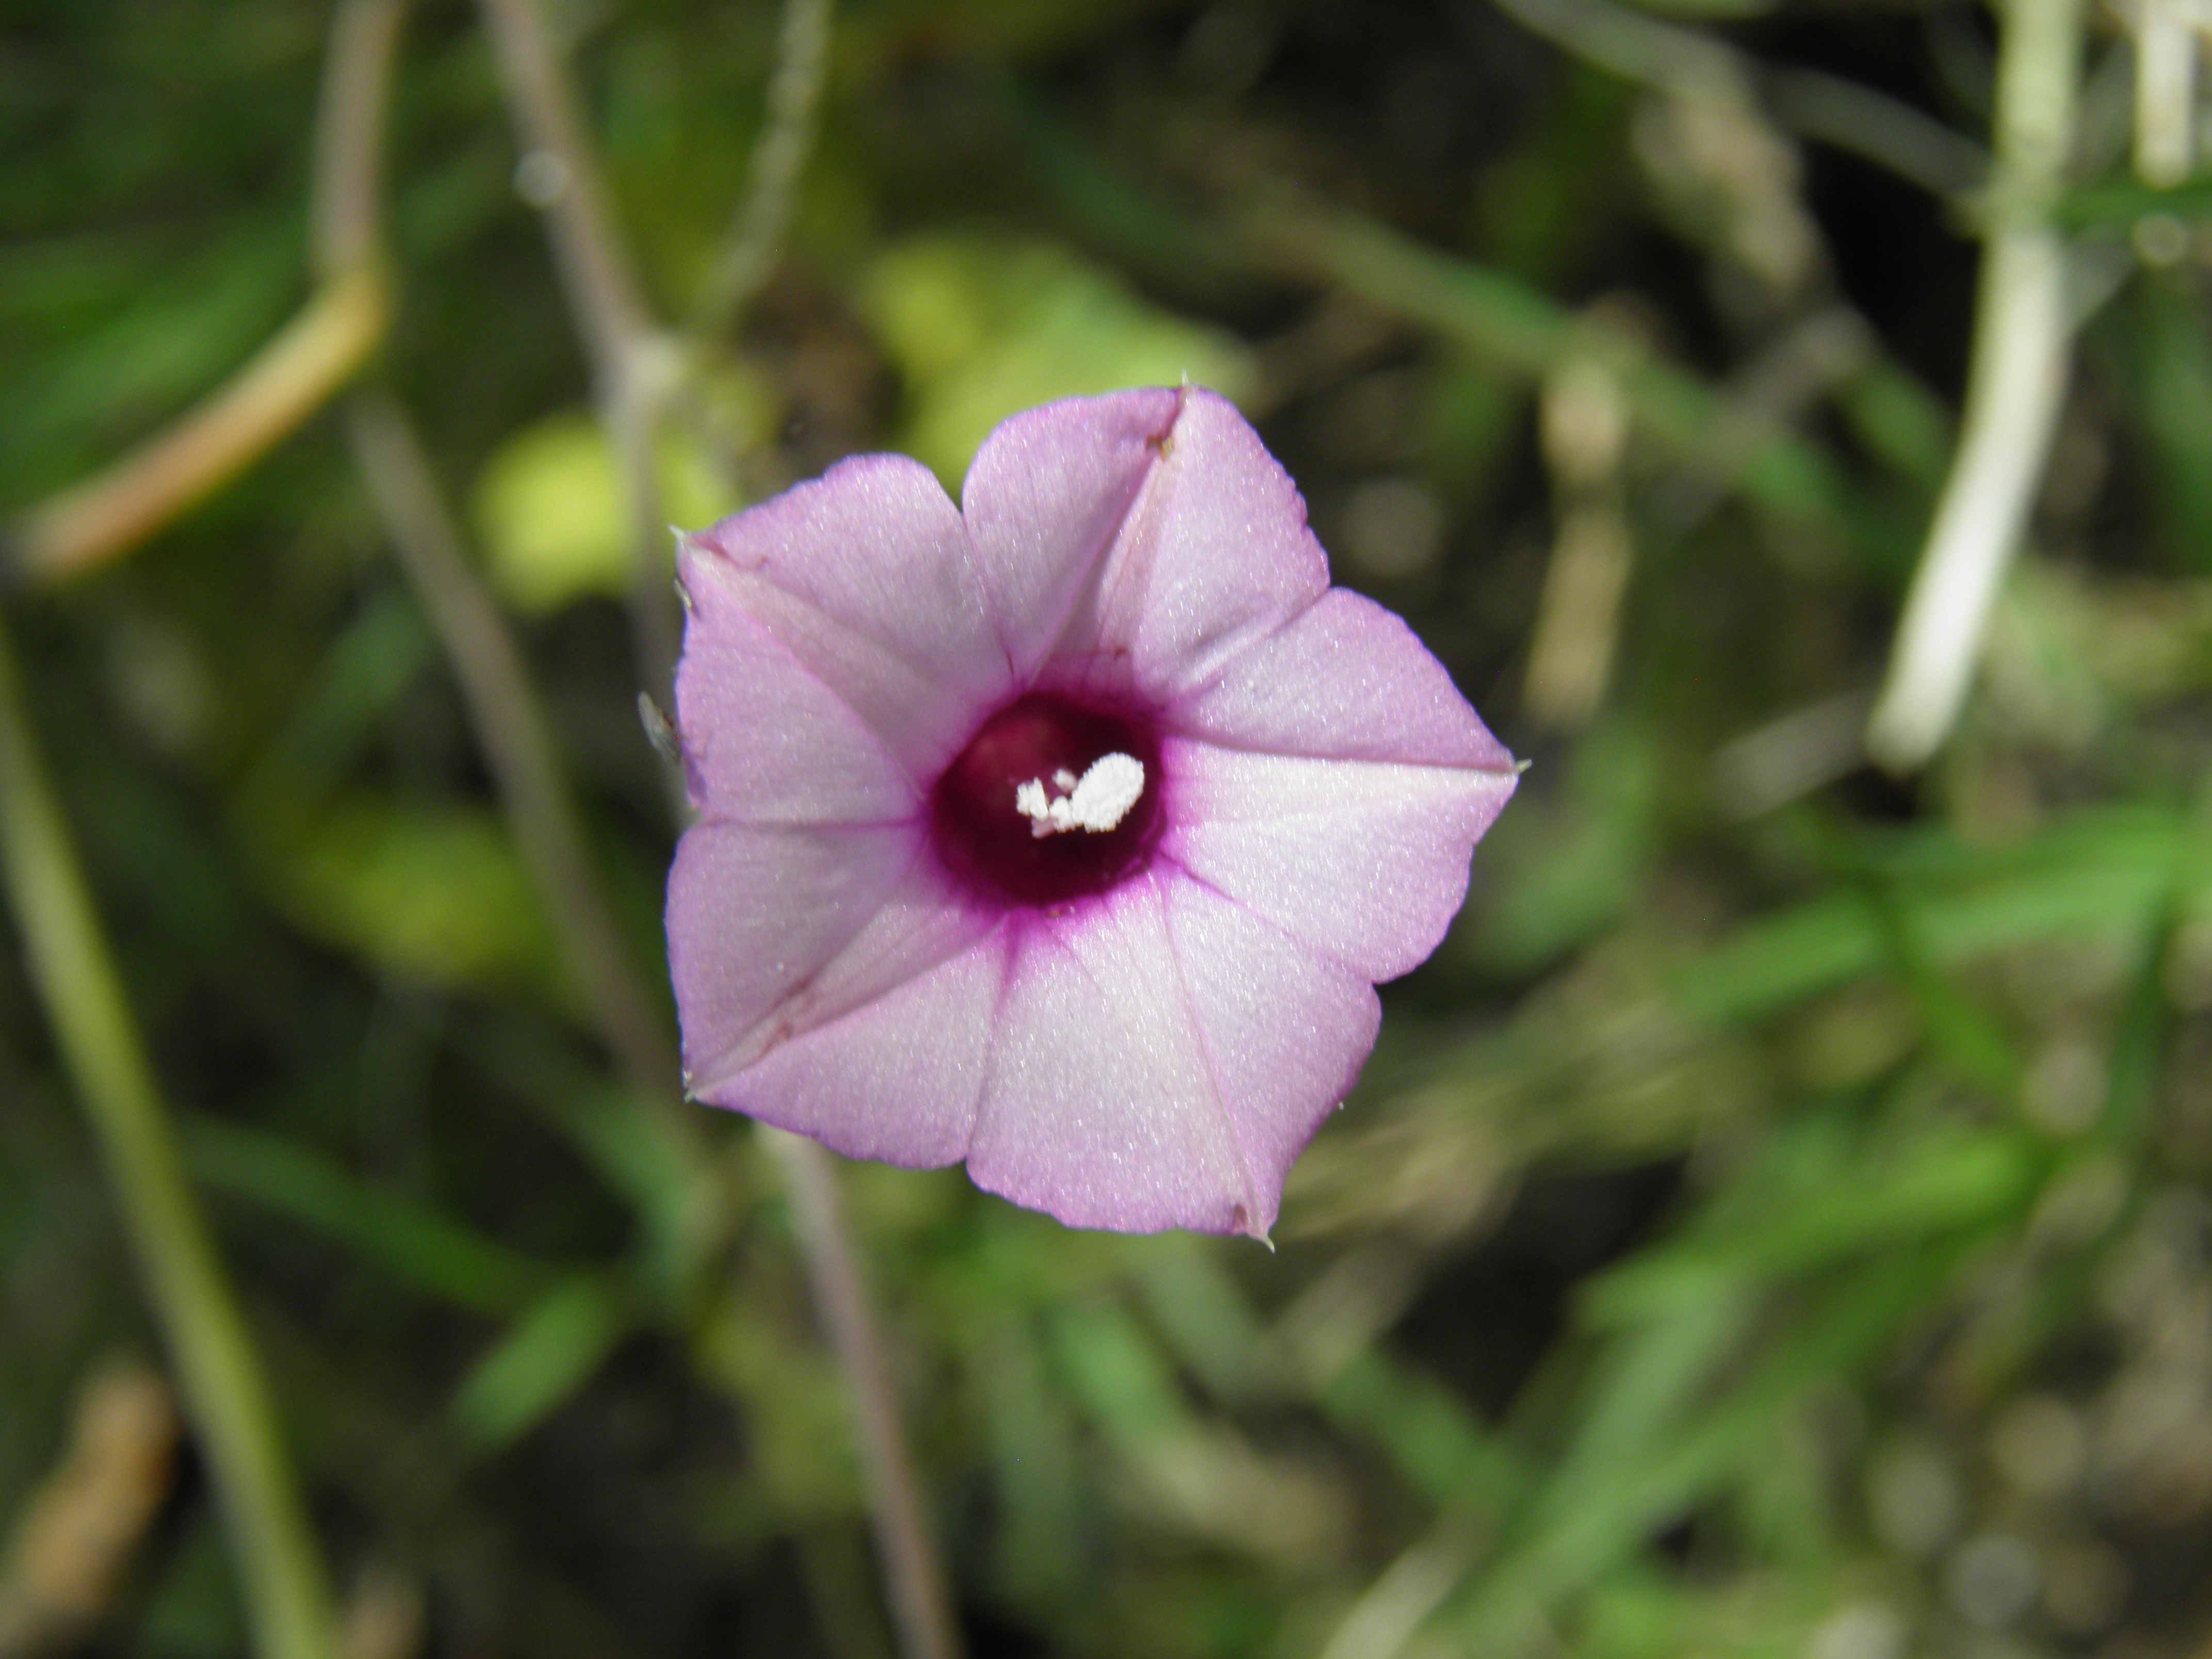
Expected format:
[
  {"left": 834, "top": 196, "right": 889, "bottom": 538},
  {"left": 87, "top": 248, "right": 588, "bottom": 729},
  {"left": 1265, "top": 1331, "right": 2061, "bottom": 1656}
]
[
  {"left": 672, "top": 522, "right": 713, "bottom": 564},
  {"left": 959, "top": 1126, "right": 1299, "bottom": 1241},
  {"left": 1233, "top": 1202, "right": 1277, "bottom": 1249}
]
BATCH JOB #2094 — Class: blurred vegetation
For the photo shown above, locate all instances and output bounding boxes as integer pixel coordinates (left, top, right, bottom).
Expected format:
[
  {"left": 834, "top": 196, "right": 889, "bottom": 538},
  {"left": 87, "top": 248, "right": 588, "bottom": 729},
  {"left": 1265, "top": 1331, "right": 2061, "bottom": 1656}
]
[{"left": 5, "top": 1, "right": 2212, "bottom": 1657}]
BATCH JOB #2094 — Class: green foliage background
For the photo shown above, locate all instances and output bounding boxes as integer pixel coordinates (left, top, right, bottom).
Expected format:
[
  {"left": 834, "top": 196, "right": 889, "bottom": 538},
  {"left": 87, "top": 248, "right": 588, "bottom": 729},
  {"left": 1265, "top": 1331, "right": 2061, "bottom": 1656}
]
[{"left": 5, "top": 1, "right": 2212, "bottom": 1656}]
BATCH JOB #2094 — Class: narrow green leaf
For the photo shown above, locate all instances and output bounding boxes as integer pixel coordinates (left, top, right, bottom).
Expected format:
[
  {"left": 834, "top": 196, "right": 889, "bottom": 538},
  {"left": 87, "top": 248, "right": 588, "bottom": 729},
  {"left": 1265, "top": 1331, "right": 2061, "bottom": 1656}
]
[
  {"left": 185, "top": 1115, "right": 551, "bottom": 1316},
  {"left": 449, "top": 1275, "right": 629, "bottom": 1453}
]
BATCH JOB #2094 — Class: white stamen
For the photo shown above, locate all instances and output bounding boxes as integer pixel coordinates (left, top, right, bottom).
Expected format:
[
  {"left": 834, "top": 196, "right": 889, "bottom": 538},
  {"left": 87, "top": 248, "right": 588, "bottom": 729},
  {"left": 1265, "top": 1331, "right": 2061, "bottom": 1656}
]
[
  {"left": 1013, "top": 752, "right": 1146, "bottom": 838},
  {"left": 1066, "top": 752, "right": 1145, "bottom": 831}
]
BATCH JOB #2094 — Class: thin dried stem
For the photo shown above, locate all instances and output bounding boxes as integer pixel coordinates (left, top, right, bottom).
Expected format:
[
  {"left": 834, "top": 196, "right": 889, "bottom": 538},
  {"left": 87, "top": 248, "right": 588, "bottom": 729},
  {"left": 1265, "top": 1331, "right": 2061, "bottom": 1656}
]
[
  {"left": 1767, "top": 68, "right": 1987, "bottom": 197},
  {"left": 318, "top": 0, "right": 703, "bottom": 1186},
  {"left": 1489, "top": 0, "right": 1987, "bottom": 197},
  {"left": 1315, "top": 1498, "right": 1492, "bottom": 1659},
  {"left": 1866, "top": 0, "right": 2084, "bottom": 771},
  {"left": 313, "top": 0, "right": 410, "bottom": 276},
  {"left": 467, "top": 6, "right": 961, "bottom": 1651},
  {"left": 5, "top": 0, "right": 405, "bottom": 591},
  {"left": 0, "top": 621, "right": 339, "bottom": 1659},
  {"left": 470, "top": 0, "right": 652, "bottom": 368},
  {"left": 7, "top": 275, "right": 387, "bottom": 587},
  {"left": 1489, "top": 0, "right": 1734, "bottom": 93},
  {"left": 1525, "top": 354, "right": 1633, "bottom": 730},
  {"left": 1240, "top": 196, "right": 1856, "bottom": 530},
  {"left": 343, "top": 391, "right": 680, "bottom": 1107},
  {"left": 0, "top": 4, "right": 416, "bottom": 1646},
  {"left": 695, "top": 0, "right": 837, "bottom": 335},
  {"left": 762, "top": 1130, "right": 966, "bottom": 1659},
  {"left": 471, "top": 0, "right": 680, "bottom": 707}
]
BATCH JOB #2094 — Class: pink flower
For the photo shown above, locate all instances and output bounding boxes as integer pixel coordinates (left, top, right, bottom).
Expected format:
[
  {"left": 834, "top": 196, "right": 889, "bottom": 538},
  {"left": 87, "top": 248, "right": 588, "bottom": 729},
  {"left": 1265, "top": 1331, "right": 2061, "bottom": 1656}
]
[{"left": 665, "top": 387, "right": 1516, "bottom": 1238}]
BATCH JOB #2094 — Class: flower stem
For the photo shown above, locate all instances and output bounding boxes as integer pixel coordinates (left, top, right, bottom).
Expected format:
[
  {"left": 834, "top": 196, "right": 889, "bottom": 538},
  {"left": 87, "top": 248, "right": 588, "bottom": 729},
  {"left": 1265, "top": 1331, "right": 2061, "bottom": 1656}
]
[
  {"left": 3, "top": 269, "right": 387, "bottom": 591},
  {"left": 0, "top": 617, "right": 337, "bottom": 1659},
  {"left": 694, "top": 0, "right": 837, "bottom": 336},
  {"left": 4, "top": 0, "right": 405, "bottom": 594},
  {"left": 344, "top": 390, "right": 681, "bottom": 1109},
  {"left": 472, "top": 0, "right": 681, "bottom": 709},
  {"left": 762, "top": 1130, "right": 966, "bottom": 1659},
  {"left": 468, "top": 6, "right": 961, "bottom": 1650}
]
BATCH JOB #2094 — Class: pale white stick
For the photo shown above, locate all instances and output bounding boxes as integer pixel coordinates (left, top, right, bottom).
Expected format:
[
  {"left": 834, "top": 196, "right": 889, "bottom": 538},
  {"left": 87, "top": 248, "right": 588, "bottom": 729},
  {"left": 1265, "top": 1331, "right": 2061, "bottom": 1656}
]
[
  {"left": 1865, "top": 0, "right": 2084, "bottom": 772},
  {"left": 1865, "top": 228, "right": 2071, "bottom": 770},
  {"left": 2135, "top": 0, "right": 2197, "bottom": 187}
]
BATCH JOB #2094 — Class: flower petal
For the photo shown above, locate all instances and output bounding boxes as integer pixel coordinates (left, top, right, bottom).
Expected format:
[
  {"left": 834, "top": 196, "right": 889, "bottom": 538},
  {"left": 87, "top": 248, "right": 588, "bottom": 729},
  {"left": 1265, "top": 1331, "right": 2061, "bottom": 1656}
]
[
  {"left": 1161, "top": 740, "right": 1516, "bottom": 981},
  {"left": 697, "top": 924, "right": 1010, "bottom": 1169},
  {"left": 666, "top": 388, "right": 1521, "bottom": 1238},
  {"left": 967, "top": 879, "right": 1258, "bottom": 1234},
  {"left": 673, "top": 556, "right": 917, "bottom": 824},
  {"left": 667, "top": 821, "right": 918, "bottom": 1092},
  {"left": 1156, "top": 873, "right": 1380, "bottom": 1240},
  {"left": 680, "top": 454, "right": 1007, "bottom": 777},
  {"left": 685, "top": 852, "right": 999, "bottom": 1086},
  {"left": 959, "top": 387, "right": 1182, "bottom": 685},
  {"left": 1170, "top": 587, "right": 1517, "bottom": 770},
  {"left": 1041, "top": 387, "right": 1329, "bottom": 704}
]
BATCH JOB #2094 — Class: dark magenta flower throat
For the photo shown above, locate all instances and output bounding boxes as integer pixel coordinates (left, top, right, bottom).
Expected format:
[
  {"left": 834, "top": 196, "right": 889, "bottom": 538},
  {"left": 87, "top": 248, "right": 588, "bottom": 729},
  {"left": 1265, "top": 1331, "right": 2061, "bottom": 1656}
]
[{"left": 930, "top": 692, "right": 1164, "bottom": 907}]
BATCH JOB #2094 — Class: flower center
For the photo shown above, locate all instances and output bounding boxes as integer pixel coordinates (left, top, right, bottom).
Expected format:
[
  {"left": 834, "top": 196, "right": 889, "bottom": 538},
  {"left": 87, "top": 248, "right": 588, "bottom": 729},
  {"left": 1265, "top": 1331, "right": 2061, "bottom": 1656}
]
[{"left": 930, "top": 693, "right": 1164, "bottom": 907}]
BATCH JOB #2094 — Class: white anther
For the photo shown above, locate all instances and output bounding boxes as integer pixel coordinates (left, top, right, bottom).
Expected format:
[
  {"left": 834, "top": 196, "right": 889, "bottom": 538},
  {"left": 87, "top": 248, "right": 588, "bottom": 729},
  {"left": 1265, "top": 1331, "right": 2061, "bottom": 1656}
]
[{"left": 1014, "top": 752, "right": 1146, "bottom": 838}]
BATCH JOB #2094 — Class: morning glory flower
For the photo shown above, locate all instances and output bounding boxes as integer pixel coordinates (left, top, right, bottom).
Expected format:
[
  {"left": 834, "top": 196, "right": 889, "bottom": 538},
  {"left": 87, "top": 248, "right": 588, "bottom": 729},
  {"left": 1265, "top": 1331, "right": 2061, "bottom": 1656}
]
[{"left": 665, "top": 387, "right": 1516, "bottom": 1238}]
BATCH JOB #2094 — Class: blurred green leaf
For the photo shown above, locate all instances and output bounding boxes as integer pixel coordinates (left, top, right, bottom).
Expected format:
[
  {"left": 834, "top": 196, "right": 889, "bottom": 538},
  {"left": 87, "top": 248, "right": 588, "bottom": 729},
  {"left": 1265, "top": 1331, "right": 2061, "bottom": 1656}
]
[
  {"left": 469, "top": 408, "right": 747, "bottom": 614},
  {"left": 1677, "top": 808, "right": 2188, "bottom": 1027},
  {"left": 2125, "top": 279, "right": 2212, "bottom": 571},
  {"left": 1048, "top": 1302, "right": 1190, "bottom": 1444},
  {"left": 136, "top": 1514, "right": 249, "bottom": 1659},
  {"left": 8, "top": 224, "right": 296, "bottom": 489},
  {"left": 1049, "top": 1304, "right": 1345, "bottom": 1564},
  {"left": 2054, "top": 178, "right": 2212, "bottom": 227},
  {"left": 263, "top": 792, "right": 558, "bottom": 994},
  {"left": 856, "top": 235, "right": 1257, "bottom": 483},
  {"left": 450, "top": 1274, "right": 630, "bottom": 1452},
  {"left": 1130, "top": 1235, "right": 1267, "bottom": 1404},
  {"left": 1242, "top": 198, "right": 1901, "bottom": 558},
  {"left": 691, "top": 1276, "right": 863, "bottom": 1521},
  {"left": 448, "top": 1022, "right": 718, "bottom": 1297},
  {"left": 1316, "top": 1348, "right": 1524, "bottom": 1509},
  {"left": 1619, "top": 0, "right": 1774, "bottom": 18},
  {"left": 1583, "top": 1128, "right": 2037, "bottom": 1323},
  {"left": 1856, "top": 880, "right": 2022, "bottom": 1095},
  {"left": 1464, "top": 1242, "right": 1965, "bottom": 1645},
  {"left": 1837, "top": 358, "right": 1952, "bottom": 493},
  {"left": 977, "top": 1322, "right": 1086, "bottom": 1602},
  {"left": 1542, "top": 1290, "right": 1752, "bottom": 1495},
  {"left": 1467, "top": 720, "right": 1660, "bottom": 976},
  {"left": 242, "top": 583, "right": 432, "bottom": 809},
  {"left": 185, "top": 1114, "right": 553, "bottom": 1315}
]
